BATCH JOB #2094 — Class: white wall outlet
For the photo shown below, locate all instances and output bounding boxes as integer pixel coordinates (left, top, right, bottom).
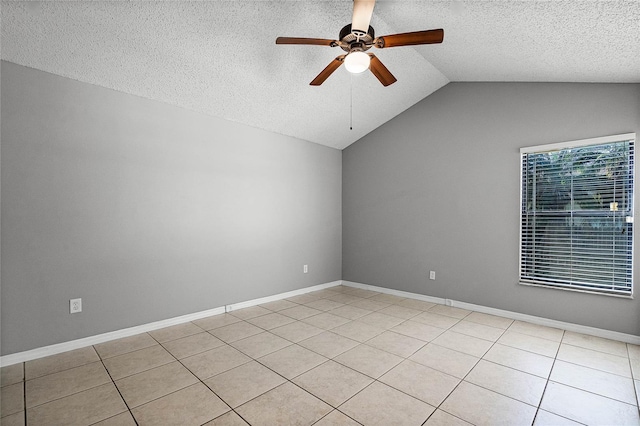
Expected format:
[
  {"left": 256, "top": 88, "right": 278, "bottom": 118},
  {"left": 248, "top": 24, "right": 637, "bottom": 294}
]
[
  {"left": 70, "top": 298, "right": 82, "bottom": 314},
  {"left": 445, "top": 298, "right": 453, "bottom": 307},
  {"left": 303, "top": 264, "right": 308, "bottom": 274},
  {"left": 429, "top": 271, "right": 436, "bottom": 280}
]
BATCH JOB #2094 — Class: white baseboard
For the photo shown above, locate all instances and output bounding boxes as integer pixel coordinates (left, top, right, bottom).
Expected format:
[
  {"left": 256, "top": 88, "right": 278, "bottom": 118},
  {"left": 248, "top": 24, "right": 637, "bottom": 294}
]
[
  {"left": 342, "top": 281, "right": 640, "bottom": 345},
  {"left": 0, "top": 280, "right": 342, "bottom": 367}
]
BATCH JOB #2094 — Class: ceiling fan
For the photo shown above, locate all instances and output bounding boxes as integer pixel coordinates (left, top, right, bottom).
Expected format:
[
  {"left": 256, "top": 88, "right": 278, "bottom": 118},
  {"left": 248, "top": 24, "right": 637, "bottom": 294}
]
[{"left": 275, "top": 0, "right": 444, "bottom": 87}]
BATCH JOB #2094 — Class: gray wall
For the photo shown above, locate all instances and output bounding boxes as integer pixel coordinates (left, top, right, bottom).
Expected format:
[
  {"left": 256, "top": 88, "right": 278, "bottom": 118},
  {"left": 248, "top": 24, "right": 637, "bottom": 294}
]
[
  {"left": 343, "top": 82, "right": 640, "bottom": 336},
  {"left": 1, "top": 61, "right": 342, "bottom": 355}
]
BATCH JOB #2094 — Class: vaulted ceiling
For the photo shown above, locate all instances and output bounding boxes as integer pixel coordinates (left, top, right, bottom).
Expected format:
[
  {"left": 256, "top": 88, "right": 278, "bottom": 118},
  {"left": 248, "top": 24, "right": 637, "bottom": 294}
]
[{"left": 2, "top": 1, "right": 639, "bottom": 149}]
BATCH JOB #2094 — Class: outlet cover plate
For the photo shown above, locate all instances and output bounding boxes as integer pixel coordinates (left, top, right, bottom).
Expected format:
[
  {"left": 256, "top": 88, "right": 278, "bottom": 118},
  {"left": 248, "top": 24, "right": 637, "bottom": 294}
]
[{"left": 70, "top": 298, "right": 82, "bottom": 314}]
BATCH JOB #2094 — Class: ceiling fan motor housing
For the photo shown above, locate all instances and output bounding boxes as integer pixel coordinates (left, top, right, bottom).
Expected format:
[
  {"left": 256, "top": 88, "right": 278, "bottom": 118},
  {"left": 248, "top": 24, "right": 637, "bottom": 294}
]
[{"left": 339, "top": 24, "right": 375, "bottom": 52}]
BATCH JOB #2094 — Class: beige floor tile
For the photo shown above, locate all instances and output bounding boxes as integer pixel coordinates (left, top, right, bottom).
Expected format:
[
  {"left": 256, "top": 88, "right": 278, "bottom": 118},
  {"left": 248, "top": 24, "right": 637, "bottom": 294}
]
[
  {"left": 229, "top": 305, "right": 271, "bottom": 320},
  {"left": 550, "top": 360, "right": 637, "bottom": 404},
  {"left": 410, "top": 344, "right": 479, "bottom": 379},
  {"left": 278, "top": 305, "right": 324, "bottom": 320},
  {"left": 562, "top": 331, "right": 628, "bottom": 357},
  {"left": 424, "top": 409, "right": 472, "bottom": 426},
  {"left": 205, "top": 360, "right": 285, "bottom": 408},
  {"left": 629, "top": 344, "right": 640, "bottom": 359},
  {"left": 0, "top": 412, "right": 24, "bottom": 426},
  {"left": 329, "top": 304, "right": 372, "bottom": 320},
  {"left": 293, "top": 360, "right": 373, "bottom": 407},
  {"left": 349, "top": 298, "right": 391, "bottom": 311},
  {"left": 464, "top": 312, "right": 513, "bottom": 330},
  {"left": 394, "top": 298, "right": 437, "bottom": 311},
  {"left": 449, "top": 320, "right": 505, "bottom": 342},
  {"left": 533, "top": 410, "right": 584, "bottom": 426},
  {"left": 270, "top": 321, "right": 324, "bottom": 343},
  {"left": 356, "top": 312, "right": 404, "bottom": 329},
  {"left": 482, "top": 343, "right": 554, "bottom": 378},
  {"left": 258, "top": 344, "right": 327, "bottom": 379},
  {"left": 305, "top": 299, "right": 346, "bottom": 312},
  {"left": 302, "top": 312, "right": 351, "bottom": 330},
  {"left": 235, "top": 382, "right": 332, "bottom": 426},
  {"left": 366, "top": 331, "right": 426, "bottom": 358},
  {"left": 540, "top": 381, "right": 640, "bottom": 425},
  {"left": 26, "top": 382, "right": 127, "bottom": 426},
  {"left": 310, "top": 289, "right": 342, "bottom": 298},
  {"left": 440, "top": 381, "right": 537, "bottom": 426},
  {"left": 203, "top": 411, "right": 249, "bottom": 425},
  {"left": 334, "top": 344, "right": 403, "bottom": 379},
  {"left": 26, "top": 361, "right": 111, "bottom": 408},
  {"left": 331, "top": 321, "right": 385, "bottom": 343},
  {"left": 103, "top": 345, "right": 175, "bottom": 380},
  {"left": 428, "top": 305, "right": 471, "bottom": 319},
  {"left": 557, "top": 344, "right": 632, "bottom": 378},
  {"left": 631, "top": 356, "right": 640, "bottom": 380},
  {"left": 340, "top": 381, "right": 435, "bottom": 426},
  {"left": 94, "top": 333, "right": 157, "bottom": 359},
  {"left": 259, "top": 299, "right": 299, "bottom": 312},
  {"left": 246, "top": 312, "right": 296, "bottom": 330},
  {"left": 230, "top": 331, "right": 292, "bottom": 358},
  {"left": 132, "top": 382, "right": 229, "bottom": 426},
  {"left": 25, "top": 346, "right": 99, "bottom": 379},
  {"left": 181, "top": 345, "right": 251, "bottom": 380},
  {"left": 147, "top": 322, "right": 204, "bottom": 343},
  {"left": 391, "top": 320, "right": 445, "bottom": 342},
  {"left": 208, "top": 321, "right": 263, "bottom": 343},
  {"left": 326, "top": 293, "right": 363, "bottom": 304},
  {"left": 1, "top": 383, "right": 23, "bottom": 417},
  {"left": 377, "top": 304, "right": 422, "bottom": 320},
  {"left": 161, "top": 331, "right": 225, "bottom": 359},
  {"left": 192, "top": 313, "right": 241, "bottom": 331},
  {"left": 498, "top": 330, "right": 560, "bottom": 357},
  {"left": 115, "top": 361, "right": 198, "bottom": 408},
  {"left": 635, "top": 380, "right": 640, "bottom": 407},
  {"left": 369, "top": 293, "right": 406, "bottom": 304},
  {"left": 465, "top": 360, "right": 546, "bottom": 406},
  {"left": 342, "top": 287, "right": 380, "bottom": 298},
  {"left": 411, "top": 312, "right": 461, "bottom": 329},
  {"left": 380, "top": 360, "right": 460, "bottom": 406},
  {"left": 431, "top": 330, "right": 493, "bottom": 357},
  {"left": 1, "top": 364, "right": 23, "bottom": 388},
  {"left": 508, "top": 321, "right": 564, "bottom": 342},
  {"left": 92, "top": 411, "right": 137, "bottom": 425},
  {"left": 298, "top": 331, "right": 360, "bottom": 358},
  {"left": 314, "top": 410, "right": 361, "bottom": 425}
]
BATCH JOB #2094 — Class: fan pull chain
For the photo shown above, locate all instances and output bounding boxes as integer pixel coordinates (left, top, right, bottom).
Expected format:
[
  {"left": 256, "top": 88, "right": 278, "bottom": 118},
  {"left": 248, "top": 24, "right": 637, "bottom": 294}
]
[{"left": 350, "top": 74, "right": 353, "bottom": 130}]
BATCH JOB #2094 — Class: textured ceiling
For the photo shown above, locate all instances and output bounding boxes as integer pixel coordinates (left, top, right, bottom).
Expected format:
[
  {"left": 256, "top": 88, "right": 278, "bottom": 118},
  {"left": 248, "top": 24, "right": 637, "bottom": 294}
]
[{"left": 2, "top": 1, "right": 639, "bottom": 150}]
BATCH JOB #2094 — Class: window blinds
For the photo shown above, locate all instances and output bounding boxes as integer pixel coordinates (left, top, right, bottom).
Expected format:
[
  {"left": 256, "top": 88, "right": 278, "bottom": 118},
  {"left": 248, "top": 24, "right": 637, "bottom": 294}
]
[{"left": 520, "top": 135, "right": 635, "bottom": 296}]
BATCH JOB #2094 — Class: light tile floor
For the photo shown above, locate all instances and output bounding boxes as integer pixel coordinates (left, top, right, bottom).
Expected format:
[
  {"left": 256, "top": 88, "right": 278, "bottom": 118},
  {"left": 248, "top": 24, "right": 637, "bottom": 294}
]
[{"left": 2, "top": 285, "right": 640, "bottom": 425}]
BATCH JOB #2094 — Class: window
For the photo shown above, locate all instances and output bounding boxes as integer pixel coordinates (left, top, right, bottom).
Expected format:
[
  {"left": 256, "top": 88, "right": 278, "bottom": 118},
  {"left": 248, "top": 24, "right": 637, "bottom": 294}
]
[{"left": 520, "top": 133, "right": 635, "bottom": 296}]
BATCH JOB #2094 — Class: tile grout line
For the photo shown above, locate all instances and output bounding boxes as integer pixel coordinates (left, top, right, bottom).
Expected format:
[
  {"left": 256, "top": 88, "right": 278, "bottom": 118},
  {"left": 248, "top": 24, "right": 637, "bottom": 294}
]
[
  {"left": 96, "top": 342, "right": 141, "bottom": 426},
  {"left": 531, "top": 328, "right": 566, "bottom": 426}
]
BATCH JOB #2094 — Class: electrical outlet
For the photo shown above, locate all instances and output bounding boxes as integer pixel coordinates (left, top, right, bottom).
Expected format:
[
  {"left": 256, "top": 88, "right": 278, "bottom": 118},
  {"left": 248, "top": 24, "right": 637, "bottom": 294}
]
[
  {"left": 445, "top": 299, "right": 453, "bottom": 307},
  {"left": 429, "top": 271, "right": 436, "bottom": 280},
  {"left": 70, "top": 298, "right": 82, "bottom": 314},
  {"left": 303, "top": 264, "right": 308, "bottom": 274}
]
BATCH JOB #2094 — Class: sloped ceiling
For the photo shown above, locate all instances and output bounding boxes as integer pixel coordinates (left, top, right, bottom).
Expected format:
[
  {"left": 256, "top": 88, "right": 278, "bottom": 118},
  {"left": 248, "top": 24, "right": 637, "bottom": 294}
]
[{"left": 2, "top": 1, "right": 639, "bottom": 150}]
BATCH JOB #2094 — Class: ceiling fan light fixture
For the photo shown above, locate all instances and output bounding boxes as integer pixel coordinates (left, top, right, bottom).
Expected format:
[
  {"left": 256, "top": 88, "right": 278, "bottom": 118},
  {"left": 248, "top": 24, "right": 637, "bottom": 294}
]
[{"left": 344, "top": 51, "right": 370, "bottom": 74}]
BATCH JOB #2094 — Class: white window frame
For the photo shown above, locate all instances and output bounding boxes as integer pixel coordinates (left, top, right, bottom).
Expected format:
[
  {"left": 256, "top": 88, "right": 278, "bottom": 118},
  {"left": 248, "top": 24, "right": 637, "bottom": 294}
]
[{"left": 519, "top": 133, "right": 636, "bottom": 298}]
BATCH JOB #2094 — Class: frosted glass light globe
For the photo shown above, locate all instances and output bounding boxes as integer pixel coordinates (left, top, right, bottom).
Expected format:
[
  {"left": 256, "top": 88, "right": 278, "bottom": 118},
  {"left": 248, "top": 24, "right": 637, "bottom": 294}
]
[{"left": 344, "top": 51, "right": 370, "bottom": 74}]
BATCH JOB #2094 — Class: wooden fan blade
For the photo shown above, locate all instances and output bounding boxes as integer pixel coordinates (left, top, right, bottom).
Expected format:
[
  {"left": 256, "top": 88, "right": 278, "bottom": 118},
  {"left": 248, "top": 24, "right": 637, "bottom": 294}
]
[
  {"left": 276, "top": 37, "right": 337, "bottom": 46},
  {"left": 310, "top": 56, "right": 346, "bottom": 86},
  {"left": 375, "top": 29, "right": 444, "bottom": 48},
  {"left": 368, "top": 54, "right": 397, "bottom": 86},
  {"left": 352, "top": 0, "right": 376, "bottom": 35}
]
